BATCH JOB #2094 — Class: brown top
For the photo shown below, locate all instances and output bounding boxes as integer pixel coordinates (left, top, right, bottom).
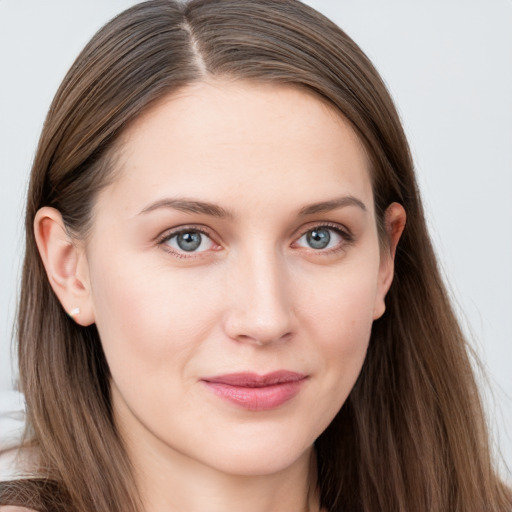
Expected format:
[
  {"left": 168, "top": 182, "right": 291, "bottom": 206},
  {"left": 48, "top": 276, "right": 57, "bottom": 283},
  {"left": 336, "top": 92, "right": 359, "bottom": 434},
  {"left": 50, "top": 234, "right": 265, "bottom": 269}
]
[{"left": 0, "top": 479, "right": 66, "bottom": 512}]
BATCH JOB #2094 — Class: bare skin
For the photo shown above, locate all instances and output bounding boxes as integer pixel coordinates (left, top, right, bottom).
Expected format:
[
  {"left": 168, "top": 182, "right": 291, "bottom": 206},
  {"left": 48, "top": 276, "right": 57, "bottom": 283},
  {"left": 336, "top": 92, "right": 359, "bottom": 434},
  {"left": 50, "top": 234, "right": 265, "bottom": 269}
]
[
  {"left": 35, "top": 81, "right": 405, "bottom": 512},
  {"left": 0, "top": 508, "right": 38, "bottom": 512}
]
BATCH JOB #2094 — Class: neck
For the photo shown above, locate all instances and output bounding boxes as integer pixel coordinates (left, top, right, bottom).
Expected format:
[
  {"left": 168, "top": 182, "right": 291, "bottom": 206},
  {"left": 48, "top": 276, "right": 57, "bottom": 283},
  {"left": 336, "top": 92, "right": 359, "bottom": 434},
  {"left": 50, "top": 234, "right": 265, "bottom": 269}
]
[{"left": 126, "top": 430, "right": 321, "bottom": 512}]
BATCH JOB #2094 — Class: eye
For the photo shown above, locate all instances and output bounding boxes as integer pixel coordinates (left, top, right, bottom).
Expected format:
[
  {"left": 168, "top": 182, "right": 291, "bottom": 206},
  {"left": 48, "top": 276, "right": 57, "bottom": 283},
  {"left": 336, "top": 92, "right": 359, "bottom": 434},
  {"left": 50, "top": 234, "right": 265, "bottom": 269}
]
[
  {"left": 161, "top": 228, "right": 217, "bottom": 254},
  {"left": 294, "top": 225, "right": 348, "bottom": 251}
]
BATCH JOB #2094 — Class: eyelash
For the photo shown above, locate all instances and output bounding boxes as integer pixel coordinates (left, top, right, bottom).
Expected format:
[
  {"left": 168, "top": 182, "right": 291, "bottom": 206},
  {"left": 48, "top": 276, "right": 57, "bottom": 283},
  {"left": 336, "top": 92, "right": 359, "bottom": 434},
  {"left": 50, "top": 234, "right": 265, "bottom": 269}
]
[
  {"left": 156, "top": 222, "right": 354, "bottom": 258},
  {"left": 156, "top": 225, "right": 219, "bottom": 259},
  {"left": 293, "top": 222, "right": 354, "bottom": 255}
]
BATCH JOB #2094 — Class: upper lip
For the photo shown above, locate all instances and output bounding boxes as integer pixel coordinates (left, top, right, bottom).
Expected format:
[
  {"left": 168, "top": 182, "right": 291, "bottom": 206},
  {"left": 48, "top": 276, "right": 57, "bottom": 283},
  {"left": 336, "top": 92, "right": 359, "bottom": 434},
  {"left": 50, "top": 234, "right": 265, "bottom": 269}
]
[{"left": 202, "top": 370, "right": 307, "bottom": 388}]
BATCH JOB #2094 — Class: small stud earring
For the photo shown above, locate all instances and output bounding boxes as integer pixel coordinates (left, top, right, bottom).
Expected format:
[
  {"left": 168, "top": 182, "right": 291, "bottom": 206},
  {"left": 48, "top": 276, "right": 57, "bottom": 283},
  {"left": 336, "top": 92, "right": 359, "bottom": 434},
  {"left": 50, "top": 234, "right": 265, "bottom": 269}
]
[{"left": 68, "top": 307, "right": 81, "bottom": 318}]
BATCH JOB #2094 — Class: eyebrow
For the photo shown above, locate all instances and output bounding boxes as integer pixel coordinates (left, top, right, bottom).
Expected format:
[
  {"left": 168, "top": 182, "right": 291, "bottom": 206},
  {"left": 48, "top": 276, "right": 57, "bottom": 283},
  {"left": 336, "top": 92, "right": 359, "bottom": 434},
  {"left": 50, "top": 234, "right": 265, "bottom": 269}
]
[
  {"left": 138, "top": 195, "right": 366, "bottom": 218},
  {"left": 298, "top": 196, "right": 367, "bottom": 216},
  {"left": 139, "top": 198, "right": 233, "bottom": 218}
]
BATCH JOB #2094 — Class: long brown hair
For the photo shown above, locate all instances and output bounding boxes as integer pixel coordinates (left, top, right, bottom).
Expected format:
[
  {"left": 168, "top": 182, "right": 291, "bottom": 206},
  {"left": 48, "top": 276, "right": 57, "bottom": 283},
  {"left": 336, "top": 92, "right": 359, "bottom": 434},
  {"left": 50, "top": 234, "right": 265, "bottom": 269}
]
[{"left": 3, "top": 0, "right": 510, "bottom": 511}]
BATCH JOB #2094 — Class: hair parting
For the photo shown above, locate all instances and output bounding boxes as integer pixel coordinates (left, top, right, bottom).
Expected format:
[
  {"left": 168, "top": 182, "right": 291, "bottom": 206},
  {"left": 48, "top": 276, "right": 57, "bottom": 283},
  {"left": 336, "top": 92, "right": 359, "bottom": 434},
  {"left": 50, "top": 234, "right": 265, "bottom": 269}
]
[{"left": 2, "top": 1, "right": 511, "bottom": 511}]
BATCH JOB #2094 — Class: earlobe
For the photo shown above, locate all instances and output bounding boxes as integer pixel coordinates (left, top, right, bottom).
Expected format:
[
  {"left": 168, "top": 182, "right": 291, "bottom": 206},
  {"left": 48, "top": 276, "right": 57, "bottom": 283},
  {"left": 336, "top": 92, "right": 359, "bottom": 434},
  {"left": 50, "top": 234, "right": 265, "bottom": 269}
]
[
  {"left": 373, "top": 202, "right": 406, "bottom": 320},
  {"left": 34, "top": 207, "right": 95, "bottom": 326}
]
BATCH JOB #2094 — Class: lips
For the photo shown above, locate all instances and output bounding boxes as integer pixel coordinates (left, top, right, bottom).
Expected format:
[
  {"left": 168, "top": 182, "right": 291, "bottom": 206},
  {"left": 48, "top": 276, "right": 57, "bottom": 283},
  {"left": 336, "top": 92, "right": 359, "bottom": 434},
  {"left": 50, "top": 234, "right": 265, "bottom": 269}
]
[{"left": 201, "top": 371, "right": 307, "bottom": 411}]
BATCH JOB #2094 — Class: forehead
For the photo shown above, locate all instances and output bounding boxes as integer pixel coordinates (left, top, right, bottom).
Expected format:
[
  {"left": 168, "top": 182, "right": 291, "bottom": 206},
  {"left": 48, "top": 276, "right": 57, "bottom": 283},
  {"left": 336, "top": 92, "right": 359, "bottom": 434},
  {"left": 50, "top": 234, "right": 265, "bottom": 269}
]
[{"left": 98, "top": 80, "right": 373, "bottom": 218}]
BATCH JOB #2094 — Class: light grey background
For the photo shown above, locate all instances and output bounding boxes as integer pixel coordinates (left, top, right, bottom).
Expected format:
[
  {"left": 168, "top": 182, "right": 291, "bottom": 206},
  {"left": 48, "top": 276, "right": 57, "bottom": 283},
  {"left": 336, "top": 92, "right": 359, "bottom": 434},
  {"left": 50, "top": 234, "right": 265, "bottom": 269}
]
[{"left": 1, "top": 0, "right": 511, "bottom": 478}]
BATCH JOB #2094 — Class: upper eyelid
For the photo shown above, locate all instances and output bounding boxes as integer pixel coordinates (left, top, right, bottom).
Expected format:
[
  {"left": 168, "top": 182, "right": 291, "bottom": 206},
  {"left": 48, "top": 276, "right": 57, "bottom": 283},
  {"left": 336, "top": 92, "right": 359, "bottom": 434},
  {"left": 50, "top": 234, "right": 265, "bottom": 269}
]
[
  {"left": 156, "top": 226, "right": 219, "bottom": 258},
  {"left": 156, "top": 224, "right": 216, "bottom": 243},
  {"left": 155, "top": 221, "right": 353, "bottom": 249},
  {"left": 293, "top": 221, "right": 353, "bottom": 240}
]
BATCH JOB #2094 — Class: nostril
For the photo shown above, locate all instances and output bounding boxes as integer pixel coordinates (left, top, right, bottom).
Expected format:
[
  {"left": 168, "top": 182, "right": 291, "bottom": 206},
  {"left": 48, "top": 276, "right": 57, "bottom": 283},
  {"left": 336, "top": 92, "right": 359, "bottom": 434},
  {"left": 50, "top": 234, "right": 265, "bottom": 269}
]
[{"left": 234, "top": 330, "right": 293, "bottom": 347}]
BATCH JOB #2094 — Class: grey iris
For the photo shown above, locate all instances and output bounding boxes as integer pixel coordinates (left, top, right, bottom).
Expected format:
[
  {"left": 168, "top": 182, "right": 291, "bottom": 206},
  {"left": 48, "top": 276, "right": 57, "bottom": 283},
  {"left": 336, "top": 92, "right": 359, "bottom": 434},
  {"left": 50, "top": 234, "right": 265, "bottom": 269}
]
[
  {"left": 177, "top": 231, "right": 202, "bottom": 251},
  {"left": 307, "top": 228, "right": 330, "bottom": 249}
]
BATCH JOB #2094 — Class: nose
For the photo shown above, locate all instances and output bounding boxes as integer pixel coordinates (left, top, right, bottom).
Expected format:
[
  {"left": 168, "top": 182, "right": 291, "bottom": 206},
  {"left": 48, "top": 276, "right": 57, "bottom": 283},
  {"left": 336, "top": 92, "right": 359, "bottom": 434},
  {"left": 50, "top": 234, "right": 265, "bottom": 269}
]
[{"left": 222, "top": 249, "right": 294, "bottom": 346}]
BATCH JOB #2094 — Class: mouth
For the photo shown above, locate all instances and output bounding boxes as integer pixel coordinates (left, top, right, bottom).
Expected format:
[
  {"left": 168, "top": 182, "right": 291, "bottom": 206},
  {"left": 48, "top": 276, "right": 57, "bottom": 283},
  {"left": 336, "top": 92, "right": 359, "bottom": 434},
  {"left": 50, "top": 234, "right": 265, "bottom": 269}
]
[{"left": 201, "top": 371, "right": 308, "bottom": 411}]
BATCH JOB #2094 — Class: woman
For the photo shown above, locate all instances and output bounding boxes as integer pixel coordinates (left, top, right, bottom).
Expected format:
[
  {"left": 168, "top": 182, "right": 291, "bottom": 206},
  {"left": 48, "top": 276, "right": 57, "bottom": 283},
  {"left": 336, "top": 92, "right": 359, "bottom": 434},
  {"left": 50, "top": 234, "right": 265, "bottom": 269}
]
[{"left": 1, "top": 0, "right": 510, "bottom": 511}]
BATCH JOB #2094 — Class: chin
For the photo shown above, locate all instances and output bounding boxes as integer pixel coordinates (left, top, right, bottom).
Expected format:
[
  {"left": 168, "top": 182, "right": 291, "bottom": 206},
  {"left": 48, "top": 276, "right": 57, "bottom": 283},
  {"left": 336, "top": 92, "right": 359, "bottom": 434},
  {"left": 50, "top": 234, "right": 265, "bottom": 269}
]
[
  {"left": 206, "top": 444, "right": 313, "bottom": 478},
  {"left": 185, "top": 424, "right": 317, "bottom": 478}
]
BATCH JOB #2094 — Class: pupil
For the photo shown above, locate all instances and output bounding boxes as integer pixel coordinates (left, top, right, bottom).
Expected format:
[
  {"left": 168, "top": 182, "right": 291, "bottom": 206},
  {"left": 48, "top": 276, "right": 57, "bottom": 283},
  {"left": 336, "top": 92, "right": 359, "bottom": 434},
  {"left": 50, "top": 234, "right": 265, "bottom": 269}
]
[
  {"left": 307, "top": 228, "right": 330, "bottom": 249},
  {"left": 177, "top": 231, "right": 201, "bottom": 251}
]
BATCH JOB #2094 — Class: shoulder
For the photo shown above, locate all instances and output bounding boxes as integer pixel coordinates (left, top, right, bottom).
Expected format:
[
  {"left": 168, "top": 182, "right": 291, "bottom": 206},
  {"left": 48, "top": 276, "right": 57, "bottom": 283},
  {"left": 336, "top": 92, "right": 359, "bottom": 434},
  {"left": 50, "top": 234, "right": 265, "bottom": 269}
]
[
  {"left": 0, "top": 479, "right": 69, "bottom": 512},
  {"left": 0, "top": 480, "right": 45, "bottom": 512},
  {"left": 0, "top": 507, "right": 40, "bottom": 512}
]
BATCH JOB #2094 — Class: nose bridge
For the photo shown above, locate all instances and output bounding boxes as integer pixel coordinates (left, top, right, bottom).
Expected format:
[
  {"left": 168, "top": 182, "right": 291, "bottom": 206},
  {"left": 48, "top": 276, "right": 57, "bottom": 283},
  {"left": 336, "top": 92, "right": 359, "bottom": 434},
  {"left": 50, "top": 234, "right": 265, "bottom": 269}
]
[{"left": 224, "top": 243, "right": 293, "bottom": 345}]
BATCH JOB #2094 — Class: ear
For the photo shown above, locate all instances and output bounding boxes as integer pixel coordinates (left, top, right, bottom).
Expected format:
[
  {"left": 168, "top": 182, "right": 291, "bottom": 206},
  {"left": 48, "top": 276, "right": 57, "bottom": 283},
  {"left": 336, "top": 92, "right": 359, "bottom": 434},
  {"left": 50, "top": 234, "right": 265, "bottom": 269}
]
[
  {"left": 373, "top": 202, "right": 406, "bottom": 320},
  {"left": 34, "top": 207, "right": 95, "bottom": 326}
]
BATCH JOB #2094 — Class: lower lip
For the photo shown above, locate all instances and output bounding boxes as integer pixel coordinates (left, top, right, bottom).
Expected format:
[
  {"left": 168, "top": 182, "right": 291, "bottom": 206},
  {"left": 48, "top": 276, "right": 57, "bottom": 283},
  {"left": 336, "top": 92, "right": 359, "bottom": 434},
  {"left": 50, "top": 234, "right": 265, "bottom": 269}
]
[{"left": 202, "top": 379, "right": 306, "bottom": 411}]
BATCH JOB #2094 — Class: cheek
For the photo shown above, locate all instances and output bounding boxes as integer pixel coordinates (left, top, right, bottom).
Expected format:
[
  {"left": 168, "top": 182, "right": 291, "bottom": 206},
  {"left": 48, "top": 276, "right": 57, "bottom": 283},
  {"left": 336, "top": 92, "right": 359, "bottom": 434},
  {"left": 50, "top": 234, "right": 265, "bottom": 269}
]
[
  {"left": 297, "top": 257, "right": 379, "bottom": 423},
  {"left": 88, "top": 255, "right": 220, "bottom": 383},
  {"left": 299, "top": 253, "right": 379, "bottom": 350},
  {"left": 314, "top": 278, "right": 375, "bottom": 382}
]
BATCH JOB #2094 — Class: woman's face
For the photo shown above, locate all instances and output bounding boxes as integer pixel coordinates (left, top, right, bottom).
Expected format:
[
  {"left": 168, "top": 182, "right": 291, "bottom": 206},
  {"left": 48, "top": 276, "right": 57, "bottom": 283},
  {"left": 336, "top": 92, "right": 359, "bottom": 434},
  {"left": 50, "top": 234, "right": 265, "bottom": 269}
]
[{"left": 81, "top": 81, "right": 396, "bottom": 477}]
